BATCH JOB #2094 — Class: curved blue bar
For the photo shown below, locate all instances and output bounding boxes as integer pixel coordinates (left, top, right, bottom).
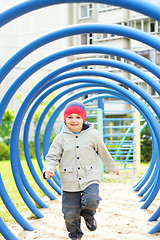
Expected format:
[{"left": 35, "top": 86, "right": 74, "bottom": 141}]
[
  {"left": 1, "top": 23, "right": 160, "bottom": 84},
  {"left": 0, "top": 0, "right": 160, "bottom": 235},
  {"left": 43, "top": 81, "right": 160, "bottom": 157},
  {"left": 43, "top": 86, "right": 160, "bottom": 231},
  {"left": 21, "top": 60, "right": 159, "bottom": 195},
  {"left": 10, "top": 87, "right": 60, "bottom": 199},
  {"left": 24, "top": 98, "right": 61, "bottom": 192},
  {"left": 40, "top": 73, "right": 159, "bottom": 157},
  {"left": 42, "top": 83, "right": 160, "bottom": 219},
  {"left": 23, "top": 114, "right": 60, "bottom": 198},
  {"left": 47, "top": 59, "right": 160, "bottom": 94},
  {"left": 18, "top": 153, "right": 50, "bottom": 207},
  {"left": 48, "top": 73, "right": 160, "bottom": 119},
  {"left": 136, "top": 144, "right": 157, "bottom": 194},
  {"left": 16, "top": 70, "right": 149, "bottom": 202},
  {"left": 140, "top": 159, "right": 160, "bottom": 209},
  {"left": 10, "top": 113, "right": 44, "bottom": 218},
  {"left": 0, "top": 0, "right": 160, "bottom": 27},
  {"left": 1, "top": 44, "right": 160, "bottom": 128},
  {"left": 0, "top": 216, "right": 18, "bottom": 240},
  {"left": 0, "top": 0, "right": 160, "bottom": 236},
  {"left": 9, "top": 152, "right": 44, "bottom": 219},
  {"left": 37, "top": 72, "right": 158, "bottom": 199},
  {"left": 23, "top": 88, "right": 61, "bottom": 189},
  {"left": 41, "top": 72, "right": 159, "bottom": 194},
  {"left": 0, "top": 174, "right": 34, "bottom": 231},
  {"left": 149, "top": 206, "right": 160, "bottom": 222},
  {"left": 1, "top": 47, "right": 158, "bottom": 234},
  {"left": 84, "top": 95, "right": 157, "bottom": 192},
  {"left": 42, "top": 86, "right": 159, "bottom": 223},
  {"left": 149, "top": 221, "right": 160, "bottom": 234},
  {"left": 139, "top": 178, "right": 156, "bottom": 202},
  {"left": 133, "top": 130, "right": 157, "bottom": 192}
]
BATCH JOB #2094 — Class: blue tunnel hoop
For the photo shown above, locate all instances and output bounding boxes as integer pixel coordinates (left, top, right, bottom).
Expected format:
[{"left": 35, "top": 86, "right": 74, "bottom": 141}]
[{"left": 0, "top": 0, "right": 160, "bottom": 239}]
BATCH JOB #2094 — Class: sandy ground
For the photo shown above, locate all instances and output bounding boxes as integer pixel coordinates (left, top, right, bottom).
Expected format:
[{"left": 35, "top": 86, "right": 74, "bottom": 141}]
[{"left": 8, "top": 173, "right": 160, "bottom": 240}]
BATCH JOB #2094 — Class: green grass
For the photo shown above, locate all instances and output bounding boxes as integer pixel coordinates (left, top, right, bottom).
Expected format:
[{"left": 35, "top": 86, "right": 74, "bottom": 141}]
[
  {"left": 0, "top": 159, "right": 52, "bottom": 225},
  {"left": 103, "top": 162, "right": 150, "bottom": 184}
]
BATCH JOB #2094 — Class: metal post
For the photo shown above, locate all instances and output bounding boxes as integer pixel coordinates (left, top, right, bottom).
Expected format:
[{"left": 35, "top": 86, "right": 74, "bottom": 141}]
[
  {"left": 97, "top": 108, "right": 105, "bottom": 180},
  {"left": 133, "top": 107, "right": 141, "bottom": 175}
]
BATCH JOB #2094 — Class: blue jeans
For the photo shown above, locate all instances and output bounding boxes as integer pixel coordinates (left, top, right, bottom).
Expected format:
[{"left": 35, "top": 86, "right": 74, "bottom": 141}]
[{"left": 62, "top": 184, "right": 102, "bottom": 239}]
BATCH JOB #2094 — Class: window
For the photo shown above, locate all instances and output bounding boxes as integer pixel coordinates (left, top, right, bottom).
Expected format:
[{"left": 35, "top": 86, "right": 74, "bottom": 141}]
[
  {"left": 136, "top": 50, "right": 156, "bottom": 63},
  {"left": 136, "top": 20, "right": 141, "bottom": 30},
  {"left": 80, "top": 4, "right": 93, "bottom": 19},
  {"left": 128, "top": 18, "right": 159, "bottom": 33},
  {"left": 139, "top": 82, "right": 157, "bottom": 97},
  {"left": 156, "top": 52, "right": 160, "bottom": 65},
  {"left": 102, "top": 33, "right": 107, "bottom": 39},
  {"left": 143, "top": 19, "right": 149, "bottom": 32},
  {"left": 81, "top": 33, "right": 93, "bottom": 45},
  {"left": 96, "top": 33, "right": 108, "bottom": 40},
  {"left": 150, "top": 87, "right": 156, "bottom": 96},
  {"left": 158, "top": 22, "right": 160, "bottom": 32},
  {"left": 150, "top": 20, "right": 156, "bottom": 32},
  {"left": 141, "top": 50, "right": 150, "bottom": 60},
  {"left": 129, "top": 21, "right": 134, "bottom": 28}
]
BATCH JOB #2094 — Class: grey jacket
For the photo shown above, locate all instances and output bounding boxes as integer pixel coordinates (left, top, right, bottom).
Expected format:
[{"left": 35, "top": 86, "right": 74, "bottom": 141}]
[{"left": 43, "top": 122, "right": 118, "bottom": 192}]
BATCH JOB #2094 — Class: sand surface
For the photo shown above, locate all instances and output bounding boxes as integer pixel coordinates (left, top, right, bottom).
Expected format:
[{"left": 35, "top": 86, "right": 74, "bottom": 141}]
[{"left": 8, "top": 173, "right": 160, "bottom": 240}]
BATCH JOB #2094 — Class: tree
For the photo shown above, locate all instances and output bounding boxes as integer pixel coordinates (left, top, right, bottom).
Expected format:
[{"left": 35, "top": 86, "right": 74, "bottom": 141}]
[
  {"left": 141, "top": 125, "right": 152, "bottom": 162},
  {"left": 32, "top": 92, "right": 57, "bottom": 128},
  {"left": 0, "top": 108, "right": 15, "bottom": 145}
]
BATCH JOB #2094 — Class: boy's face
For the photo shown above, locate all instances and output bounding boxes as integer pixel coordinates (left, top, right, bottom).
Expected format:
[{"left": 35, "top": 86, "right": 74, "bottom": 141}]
[{"left": 66, "top": 114, "right": 83, "bottom": 132}]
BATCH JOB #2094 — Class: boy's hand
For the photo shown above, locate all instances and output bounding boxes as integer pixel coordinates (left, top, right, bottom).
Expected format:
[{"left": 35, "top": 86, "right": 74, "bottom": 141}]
[
  {"left": 113, "top": 169, "right": 120, "bottom": 175},
  {"left": 45, "top": 169, "right": 55, "bottom": 179}
]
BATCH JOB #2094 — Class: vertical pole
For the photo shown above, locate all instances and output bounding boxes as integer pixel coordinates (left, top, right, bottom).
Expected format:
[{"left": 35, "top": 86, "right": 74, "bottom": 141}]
[
  {"left": 133, "top": 107, "right": 141, "bottom": 175},
  {"left": 98, "top": 98, "right": 105, "bottom": 141},
  {"left": 97, "top": 108, "right": 105, "bottom": 180},
  {"left": 109, "top": 121, "right": 113, "bottom": 141}
]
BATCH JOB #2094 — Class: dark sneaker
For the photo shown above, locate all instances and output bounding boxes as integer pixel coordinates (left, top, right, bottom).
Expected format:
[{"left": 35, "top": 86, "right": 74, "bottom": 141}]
[
  {"left": 85, "top": 217, "right": 97, "bottom": 231},
  {"left": 70, "top": 238, "right": 81, "bottom": 240},
  {"left": 69, "top": 233, "right": 82, "bottom": 240}
]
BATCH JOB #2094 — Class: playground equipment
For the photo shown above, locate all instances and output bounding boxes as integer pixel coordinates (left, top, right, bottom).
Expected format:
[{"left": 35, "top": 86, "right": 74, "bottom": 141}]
[
  {"left": 85, "top": 97, "right": 136, "bottom": 170},
  {"left": 0, "top": 0, "right": 160, "bottom": 239}
]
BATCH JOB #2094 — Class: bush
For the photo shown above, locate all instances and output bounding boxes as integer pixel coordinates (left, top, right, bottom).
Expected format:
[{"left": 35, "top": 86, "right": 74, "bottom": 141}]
[
  {"left": 0, "top": 142, "right": 10, "bottom": 160},
  {"left": 141, "top": 125, "right": 152, "bottom": 163},
  {"left": 19, "top": 139, "right": 36, "bottom": 159},
  {"left": 141, "top": 135, "right": 152, "bottom": 162},
  {"left": 0, "top": 108, "right": 14, "bottom": 145}
]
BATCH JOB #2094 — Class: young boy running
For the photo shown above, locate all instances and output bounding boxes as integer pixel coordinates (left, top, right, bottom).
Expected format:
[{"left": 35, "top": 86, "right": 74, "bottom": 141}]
[{"left": 43, "top": 100, "right": 119, "bottom": 240}]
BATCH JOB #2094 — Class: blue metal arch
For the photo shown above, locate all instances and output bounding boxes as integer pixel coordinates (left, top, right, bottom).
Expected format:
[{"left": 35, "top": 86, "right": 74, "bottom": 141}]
[
  {"left": 9, "top": 70, "right": 159, "bottom": 225},
  {"left": 9, "top": 67, "right": 159, "bottom": 173},
  {"left": 0, "top": 0, "right": 160, "bottom": 238},
  {"left": 0, "top": 45, "right": 159, "bottom": 238},
  {"left": 1, "top": 23, "right": 160, "bottom": 83},
  {"left": 42, "top": 82, "right": 160, "bottom": 232},
  {"left": 0, "top": 0, "right": 160, "bottom": 27},
  {"left": 22, "top": 68, "right": 157, "bottom": 197},
  {"left": 1, "top": 44, "right": 160, "bottom": 128}
]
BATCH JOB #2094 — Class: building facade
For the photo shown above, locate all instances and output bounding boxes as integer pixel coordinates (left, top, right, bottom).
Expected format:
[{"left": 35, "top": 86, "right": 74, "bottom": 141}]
[
  {"left": 0, "top": 1, "right": 160, "bottom": 137},
  {"left": 69, "top": 2, "right": 160, "bottom": 110}
]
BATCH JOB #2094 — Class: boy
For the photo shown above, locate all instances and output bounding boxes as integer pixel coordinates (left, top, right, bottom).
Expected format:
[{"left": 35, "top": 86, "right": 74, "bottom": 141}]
[{"left": 43, "top": 100, "right": 119, "bottom": 240}]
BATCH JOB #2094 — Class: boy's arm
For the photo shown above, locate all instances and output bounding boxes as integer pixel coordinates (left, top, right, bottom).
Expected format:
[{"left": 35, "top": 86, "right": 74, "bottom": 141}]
[
  {"left": 43, "top": 135, "right": 62, "bottom": 178},
  {"left": 94, "top": 130, "right": 119, "bottom": 173}
]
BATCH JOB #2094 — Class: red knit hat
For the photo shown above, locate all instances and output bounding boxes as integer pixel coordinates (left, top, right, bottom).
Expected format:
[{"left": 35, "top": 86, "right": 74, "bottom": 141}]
[{"left": 64, "top": 101, "right": 86, "bottom": 123}]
